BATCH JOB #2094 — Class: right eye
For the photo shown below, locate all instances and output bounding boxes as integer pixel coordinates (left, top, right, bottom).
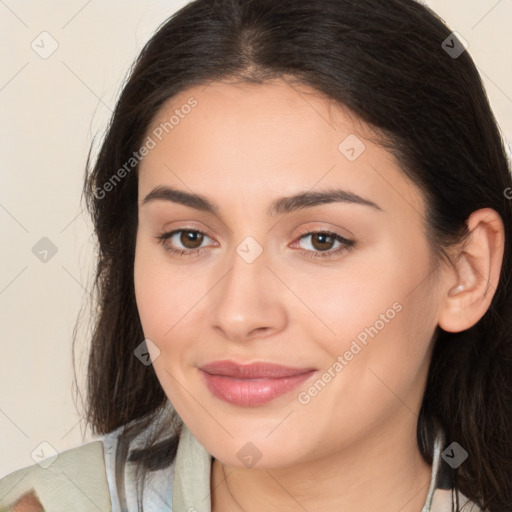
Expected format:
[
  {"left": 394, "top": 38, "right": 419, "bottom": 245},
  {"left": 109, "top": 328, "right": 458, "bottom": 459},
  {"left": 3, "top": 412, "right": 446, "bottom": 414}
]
[{"left": 154, "top": 229, "right": 216, "bottom": 257}]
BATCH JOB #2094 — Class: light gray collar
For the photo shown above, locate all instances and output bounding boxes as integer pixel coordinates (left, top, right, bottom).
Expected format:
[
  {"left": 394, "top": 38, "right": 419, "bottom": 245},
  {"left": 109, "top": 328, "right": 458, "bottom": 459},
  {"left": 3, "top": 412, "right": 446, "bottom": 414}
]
[{"left": 172, "top": 424, "right": 212, "bottom": 512}]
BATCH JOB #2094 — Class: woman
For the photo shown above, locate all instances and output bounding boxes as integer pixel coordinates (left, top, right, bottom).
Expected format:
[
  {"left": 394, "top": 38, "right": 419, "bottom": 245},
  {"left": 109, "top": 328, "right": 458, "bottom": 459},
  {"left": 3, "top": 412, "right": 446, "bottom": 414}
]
[{"left": 1, "top": 0, "right": 511, "bottom": 510}]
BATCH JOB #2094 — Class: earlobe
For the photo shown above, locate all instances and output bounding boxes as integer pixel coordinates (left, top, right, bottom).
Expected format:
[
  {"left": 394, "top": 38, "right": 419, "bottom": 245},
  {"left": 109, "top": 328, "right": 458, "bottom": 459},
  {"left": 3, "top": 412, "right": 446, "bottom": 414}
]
[{"left": 438, "top": 208, "right": 505, "bottom": 333}]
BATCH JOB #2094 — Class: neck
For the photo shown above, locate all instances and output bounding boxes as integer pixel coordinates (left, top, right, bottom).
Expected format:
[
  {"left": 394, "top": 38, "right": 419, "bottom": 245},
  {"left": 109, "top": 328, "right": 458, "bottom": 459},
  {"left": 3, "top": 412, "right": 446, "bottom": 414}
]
[{"left": 210, "top": 418, "right": 433, "bottom": 512}]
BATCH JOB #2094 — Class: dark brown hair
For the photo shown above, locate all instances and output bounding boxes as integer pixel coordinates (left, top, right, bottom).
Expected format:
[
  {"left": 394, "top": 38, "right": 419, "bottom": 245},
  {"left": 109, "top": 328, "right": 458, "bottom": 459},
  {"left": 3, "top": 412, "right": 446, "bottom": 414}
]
[{"left": 75, "top": 0, "right": 512, "bottom": 509}]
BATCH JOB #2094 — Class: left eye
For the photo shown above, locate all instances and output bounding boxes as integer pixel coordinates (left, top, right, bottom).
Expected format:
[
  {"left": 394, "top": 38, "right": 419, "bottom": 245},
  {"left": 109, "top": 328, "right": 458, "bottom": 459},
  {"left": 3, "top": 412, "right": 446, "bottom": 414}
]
[
  {"left": 292, "top": 231, "right": 355, "bottom": 259},
  {"left": 296, "top": 232, "right": 345, "bottom": 251}
]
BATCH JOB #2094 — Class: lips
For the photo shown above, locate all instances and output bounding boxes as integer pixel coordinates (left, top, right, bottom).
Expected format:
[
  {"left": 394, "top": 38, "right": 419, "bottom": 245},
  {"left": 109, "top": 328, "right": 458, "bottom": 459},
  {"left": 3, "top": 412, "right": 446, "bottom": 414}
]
[{"left": 199, "top": 360, "right": 317, "bottom": 406}]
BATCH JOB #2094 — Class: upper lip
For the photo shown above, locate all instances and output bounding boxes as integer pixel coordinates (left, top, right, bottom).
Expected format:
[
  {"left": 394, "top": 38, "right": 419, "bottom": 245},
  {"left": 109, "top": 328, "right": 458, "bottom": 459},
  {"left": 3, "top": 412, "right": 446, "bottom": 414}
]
[{"left": 199, "top": 360, "right": 316, "bottom": 379}]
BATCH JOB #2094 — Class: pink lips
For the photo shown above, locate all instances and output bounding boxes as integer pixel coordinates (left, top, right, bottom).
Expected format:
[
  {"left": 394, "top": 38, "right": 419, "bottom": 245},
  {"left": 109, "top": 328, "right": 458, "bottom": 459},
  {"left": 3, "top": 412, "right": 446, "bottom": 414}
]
[{"left": 199, "top": 360, "right": 316, "bottom": 406}]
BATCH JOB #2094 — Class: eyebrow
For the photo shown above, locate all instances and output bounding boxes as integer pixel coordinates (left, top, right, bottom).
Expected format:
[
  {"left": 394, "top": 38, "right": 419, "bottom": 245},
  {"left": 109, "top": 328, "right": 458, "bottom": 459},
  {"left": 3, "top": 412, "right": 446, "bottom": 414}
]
[{"left": 141, "top": 185, "right": 383, "bottom": 215}]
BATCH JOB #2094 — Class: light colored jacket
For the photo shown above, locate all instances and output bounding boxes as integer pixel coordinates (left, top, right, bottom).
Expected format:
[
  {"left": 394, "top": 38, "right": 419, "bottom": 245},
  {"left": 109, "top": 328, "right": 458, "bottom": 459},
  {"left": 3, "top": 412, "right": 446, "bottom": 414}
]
[{"left": 0, "top": 422, "right": 485, "bottom": 511}]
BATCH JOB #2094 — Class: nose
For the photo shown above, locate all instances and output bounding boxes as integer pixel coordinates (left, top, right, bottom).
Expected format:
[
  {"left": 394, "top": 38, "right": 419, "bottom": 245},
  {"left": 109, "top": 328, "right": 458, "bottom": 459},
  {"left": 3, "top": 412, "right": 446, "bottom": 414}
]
[{"left": 209, "top": 242, "right": 288, "bottom": 343}]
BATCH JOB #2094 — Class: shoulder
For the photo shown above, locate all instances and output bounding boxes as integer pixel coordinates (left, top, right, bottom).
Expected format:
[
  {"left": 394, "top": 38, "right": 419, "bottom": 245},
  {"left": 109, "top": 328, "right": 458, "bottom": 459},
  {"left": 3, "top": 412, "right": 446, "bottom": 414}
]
[
  {"left": 427, "top": 429, "right": 488, "bottom": 512},
  {"left": 429, "top": 487, "right": 488, "bottom": 512},
  {"left": 0, "top": 424, "right": 179, "bottom": 512},
  {"left": 0, "top": 440, "right": 111, "bottom": 511}
]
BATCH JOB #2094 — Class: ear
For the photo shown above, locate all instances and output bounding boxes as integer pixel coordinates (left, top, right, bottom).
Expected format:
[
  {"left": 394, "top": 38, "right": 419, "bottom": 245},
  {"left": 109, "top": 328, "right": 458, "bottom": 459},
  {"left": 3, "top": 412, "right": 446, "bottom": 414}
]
[{"left": 438, "top": 207, "right": 505, "bottom": 333}]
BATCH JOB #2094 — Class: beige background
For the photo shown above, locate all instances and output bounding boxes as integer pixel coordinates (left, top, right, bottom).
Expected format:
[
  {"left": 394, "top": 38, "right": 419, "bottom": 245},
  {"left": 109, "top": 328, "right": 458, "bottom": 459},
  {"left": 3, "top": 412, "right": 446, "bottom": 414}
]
[{"left": 1, "top": 0, "right": 511, "bottom": 476}]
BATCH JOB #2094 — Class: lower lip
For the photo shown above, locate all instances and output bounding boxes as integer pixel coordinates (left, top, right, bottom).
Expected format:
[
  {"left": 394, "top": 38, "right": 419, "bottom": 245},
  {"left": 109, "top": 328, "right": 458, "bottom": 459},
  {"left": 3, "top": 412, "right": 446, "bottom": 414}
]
[{"left": 200, "top": 370, "right": 316, "bottom": 406}]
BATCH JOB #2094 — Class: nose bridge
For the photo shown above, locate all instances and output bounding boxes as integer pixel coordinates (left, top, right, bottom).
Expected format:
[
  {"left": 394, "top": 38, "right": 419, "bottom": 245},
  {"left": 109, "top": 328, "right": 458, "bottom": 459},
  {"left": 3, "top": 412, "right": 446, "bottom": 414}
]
[{"left": 209, "top": 234, "right": 287, "bottom": 341}]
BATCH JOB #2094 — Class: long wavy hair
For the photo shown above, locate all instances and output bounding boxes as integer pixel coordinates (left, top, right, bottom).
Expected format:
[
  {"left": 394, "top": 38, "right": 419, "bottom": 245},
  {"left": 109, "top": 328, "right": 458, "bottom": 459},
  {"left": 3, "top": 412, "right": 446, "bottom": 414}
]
[{"left": 74, "top": 0, "right": 512, "bottom": 509}]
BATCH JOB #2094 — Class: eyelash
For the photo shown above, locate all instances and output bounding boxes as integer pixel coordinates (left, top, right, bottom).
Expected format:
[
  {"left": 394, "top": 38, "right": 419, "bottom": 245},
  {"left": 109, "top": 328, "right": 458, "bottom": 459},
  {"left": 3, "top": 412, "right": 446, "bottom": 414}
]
[{"left": 154, "top": 228, "right": 355, "bottom": 260}]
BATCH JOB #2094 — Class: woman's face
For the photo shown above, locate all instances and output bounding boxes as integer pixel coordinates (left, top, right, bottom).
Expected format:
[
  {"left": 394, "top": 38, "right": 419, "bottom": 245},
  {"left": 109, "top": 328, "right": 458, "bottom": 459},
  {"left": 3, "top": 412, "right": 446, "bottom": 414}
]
[{"left": 134, "top": 78, "right": 444, "bottom": 469}]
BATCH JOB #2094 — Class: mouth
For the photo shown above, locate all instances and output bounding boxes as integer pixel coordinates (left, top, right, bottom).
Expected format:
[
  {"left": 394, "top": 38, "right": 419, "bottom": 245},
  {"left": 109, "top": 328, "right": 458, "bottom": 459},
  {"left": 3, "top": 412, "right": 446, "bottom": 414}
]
[{"left": 199, "top": 360, "right": 317, "bottom": 406}]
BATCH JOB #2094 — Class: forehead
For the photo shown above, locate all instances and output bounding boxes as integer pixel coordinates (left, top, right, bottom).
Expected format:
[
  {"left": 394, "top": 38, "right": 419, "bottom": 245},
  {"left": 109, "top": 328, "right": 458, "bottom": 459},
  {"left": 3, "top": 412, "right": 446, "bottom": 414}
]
[
  {"left": 138, "top": 79, "right": 426, "bottom": 221},
  {"left": 144, "top": 78, "right": 369, "bottom": 152}
]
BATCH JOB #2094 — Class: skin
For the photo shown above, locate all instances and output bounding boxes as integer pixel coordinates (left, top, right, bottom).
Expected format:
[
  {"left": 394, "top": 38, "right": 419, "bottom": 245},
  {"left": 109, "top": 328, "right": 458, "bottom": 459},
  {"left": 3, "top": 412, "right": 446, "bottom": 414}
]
[{"left": 133, "top": 78, "right": 504, "bottom": 511}]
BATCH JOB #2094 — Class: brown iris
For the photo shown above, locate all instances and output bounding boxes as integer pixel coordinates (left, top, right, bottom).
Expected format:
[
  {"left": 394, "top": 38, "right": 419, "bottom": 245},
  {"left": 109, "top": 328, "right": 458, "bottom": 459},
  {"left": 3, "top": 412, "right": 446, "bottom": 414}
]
[
  {"left": 310, "top": 233, "right": 335, "bottom": 251},
  {"left": 180, "top": 230, "right": 204, "bottom": 249}
]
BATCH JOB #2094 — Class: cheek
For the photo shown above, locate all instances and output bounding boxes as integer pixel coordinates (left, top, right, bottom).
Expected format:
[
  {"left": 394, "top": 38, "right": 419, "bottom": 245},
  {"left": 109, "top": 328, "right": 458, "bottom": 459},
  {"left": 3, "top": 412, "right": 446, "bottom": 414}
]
[
  {"left": 134, "top": 243, "right": 181, "bottom": 364},
  {"left": 133, "top": 244, "right": 198, "bottom": 405},
  {"left": 284, "top": 242, "right": 408, "bottom": 349},
  {"left": 133, "top": 240, "right": 213, "bottom": 371},
  {"left": 134, "top": 240, "right": 194, "bottom": 336},
  {"left": 297, "top": 246, "right": 437, "bottom": 429},
  {"left": 133, "top": 245, "right": 165, "bottom": 338},
  {"left": 297, "top": 237, "right": 436, "bottom": 381}
]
